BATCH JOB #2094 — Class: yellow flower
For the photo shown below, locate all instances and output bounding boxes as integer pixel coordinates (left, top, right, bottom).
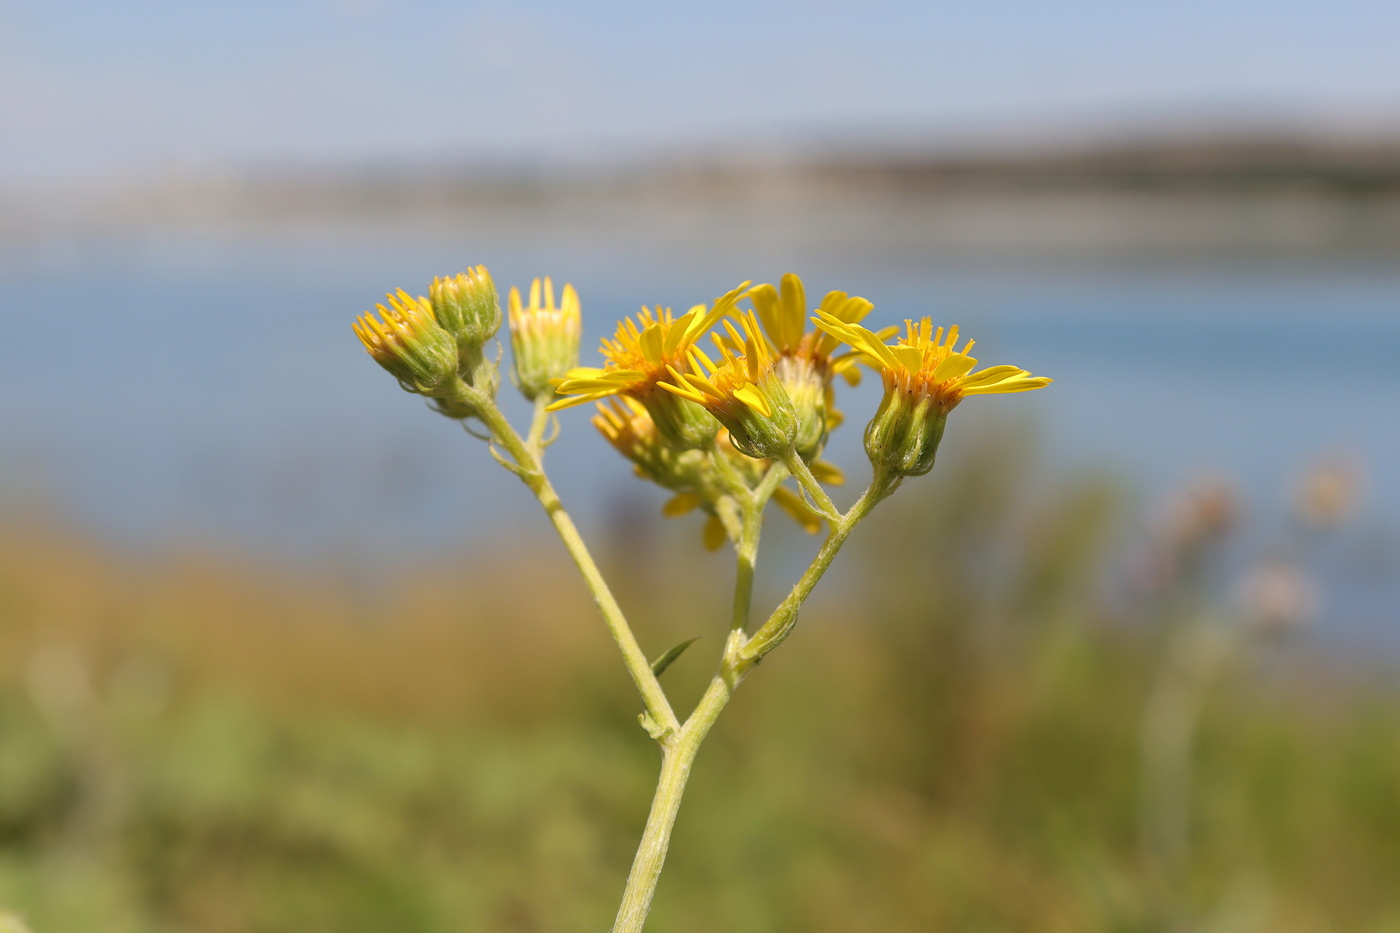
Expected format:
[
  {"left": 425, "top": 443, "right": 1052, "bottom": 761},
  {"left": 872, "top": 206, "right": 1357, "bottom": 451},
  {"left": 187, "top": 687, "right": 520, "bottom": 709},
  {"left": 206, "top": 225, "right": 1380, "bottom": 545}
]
[
  {"left": 749, "top": 274, "right": 874, "bottom": 380},
  {"left": 815, "top": 313, "right": 1051, "bottom": 477},
  {"left": 591, "top": 395, "right": 834, "bottom": 550},
  {"left": 746, "top": 274, "right": 886, "bottom": 458},
  {"left": 592, "top": 396, "right": 690, "bottom": 488},
  {"left": 551, "top": 282, "right": 750, "bottom": 450},
  {"left": 509, "top": 277, "right": 582, "bottom": 400},
  {"left": 353, "top": 289, "right": 458, "bottom": 394},
  {"left": 659, "top": 312, "right": 798, "bottom": 460},
  {"left": 589, "top": 398, "right": 734, "bottom": 551},
  {"left": 816, "top": 314, "right": 1050, "bottom": 408}
]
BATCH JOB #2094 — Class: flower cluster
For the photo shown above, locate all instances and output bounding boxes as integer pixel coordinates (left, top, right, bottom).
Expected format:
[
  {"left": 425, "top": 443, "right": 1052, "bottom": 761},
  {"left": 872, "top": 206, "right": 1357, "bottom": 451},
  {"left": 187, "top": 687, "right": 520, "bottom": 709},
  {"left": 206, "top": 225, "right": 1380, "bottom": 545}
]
[{"left": 355, "top": 267, "right": 1050, "bottom": 543}]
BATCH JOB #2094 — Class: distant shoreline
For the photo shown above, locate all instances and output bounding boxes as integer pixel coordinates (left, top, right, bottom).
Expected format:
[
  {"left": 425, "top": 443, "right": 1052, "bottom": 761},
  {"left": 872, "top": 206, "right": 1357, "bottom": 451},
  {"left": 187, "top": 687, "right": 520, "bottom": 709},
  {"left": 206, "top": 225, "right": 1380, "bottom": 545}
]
[{"left": 7, "top": 135, "right": 1400, "bottom": 256}]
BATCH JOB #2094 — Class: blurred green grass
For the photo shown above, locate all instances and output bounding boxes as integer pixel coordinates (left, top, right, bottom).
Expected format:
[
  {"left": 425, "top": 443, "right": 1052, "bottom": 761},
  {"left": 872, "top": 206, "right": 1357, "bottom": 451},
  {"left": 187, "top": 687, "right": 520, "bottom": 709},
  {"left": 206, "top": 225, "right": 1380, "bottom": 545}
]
[{"left": 1, "top": 425, "right": 1398, "bottom": 932}]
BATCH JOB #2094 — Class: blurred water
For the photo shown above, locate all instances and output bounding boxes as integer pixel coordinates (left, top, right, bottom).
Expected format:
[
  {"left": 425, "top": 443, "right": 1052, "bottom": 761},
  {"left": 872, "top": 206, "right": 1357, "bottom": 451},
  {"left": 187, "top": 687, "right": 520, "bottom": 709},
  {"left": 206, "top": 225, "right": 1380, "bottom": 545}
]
[{"left": 1, "top": 228, "right": 1397, "bottom": 640}]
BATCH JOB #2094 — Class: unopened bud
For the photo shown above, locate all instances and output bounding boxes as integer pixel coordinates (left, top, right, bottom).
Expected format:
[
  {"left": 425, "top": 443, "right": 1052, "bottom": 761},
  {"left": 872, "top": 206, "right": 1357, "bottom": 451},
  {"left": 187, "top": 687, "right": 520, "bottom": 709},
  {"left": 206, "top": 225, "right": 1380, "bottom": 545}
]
[
  {"left": 353, "top": 290, "right": 458, "bottom": 395},
  {"left": 509, "top": 277, "right": 582, "bottom": 400},
  {"left": 430, "top": 265, "right": 501, "bottom": 353}
]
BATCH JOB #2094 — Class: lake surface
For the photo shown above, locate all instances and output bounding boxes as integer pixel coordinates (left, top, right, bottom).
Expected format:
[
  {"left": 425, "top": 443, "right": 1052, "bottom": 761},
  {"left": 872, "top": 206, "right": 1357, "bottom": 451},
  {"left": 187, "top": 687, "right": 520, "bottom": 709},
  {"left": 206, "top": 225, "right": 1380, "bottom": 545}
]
[{"left": 2, "top": 227, "right": 1397, "bottom": 646}]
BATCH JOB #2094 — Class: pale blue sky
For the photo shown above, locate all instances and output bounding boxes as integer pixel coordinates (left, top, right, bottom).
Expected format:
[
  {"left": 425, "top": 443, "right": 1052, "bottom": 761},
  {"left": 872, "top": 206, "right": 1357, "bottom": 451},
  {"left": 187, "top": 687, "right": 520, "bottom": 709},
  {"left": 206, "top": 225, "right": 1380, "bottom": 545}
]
[{"left": 3, "top": 0, "right": 1400, "bottom": 181}]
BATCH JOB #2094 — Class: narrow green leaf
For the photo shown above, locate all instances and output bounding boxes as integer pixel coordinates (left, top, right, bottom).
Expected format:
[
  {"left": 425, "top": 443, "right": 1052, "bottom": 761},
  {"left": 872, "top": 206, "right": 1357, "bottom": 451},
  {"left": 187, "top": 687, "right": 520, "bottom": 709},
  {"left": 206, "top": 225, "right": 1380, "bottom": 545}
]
[{"left": 650, "top": 637, "right": 700, "bottom": 677}]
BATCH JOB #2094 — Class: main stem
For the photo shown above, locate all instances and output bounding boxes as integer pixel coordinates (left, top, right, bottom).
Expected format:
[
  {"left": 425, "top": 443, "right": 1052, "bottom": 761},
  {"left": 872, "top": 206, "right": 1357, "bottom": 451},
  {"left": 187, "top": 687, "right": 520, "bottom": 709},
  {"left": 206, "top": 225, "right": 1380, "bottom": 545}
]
[{"left": 611, "top": 661, "right": 738, "bottom": 933}]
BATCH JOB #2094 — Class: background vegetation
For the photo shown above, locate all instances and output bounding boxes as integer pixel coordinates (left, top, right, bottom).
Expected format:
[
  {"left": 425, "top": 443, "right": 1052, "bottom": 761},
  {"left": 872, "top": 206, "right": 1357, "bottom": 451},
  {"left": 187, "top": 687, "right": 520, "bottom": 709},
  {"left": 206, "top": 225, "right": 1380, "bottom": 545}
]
[{"left": 0, "top": 423, "right": 1396, "bottom": 933}]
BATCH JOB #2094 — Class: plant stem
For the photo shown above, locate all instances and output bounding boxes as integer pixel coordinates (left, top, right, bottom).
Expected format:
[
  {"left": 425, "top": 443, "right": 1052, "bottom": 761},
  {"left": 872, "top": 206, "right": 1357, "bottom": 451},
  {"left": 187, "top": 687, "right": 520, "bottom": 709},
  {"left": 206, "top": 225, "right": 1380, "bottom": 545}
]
[
  {"left": 611, "top": 472, "right": 887, "bottom": 931},
  {"left": 741, "top": 480, "right": 885, "bottom": 663},
  {"left": 611, "top": 637, "right": 743, "bottom": 933},
  {"left": 729, "top": 463, "right": 787, "bottom": 634},
  {"left": 780, "top": 450, "right": 841, "bottom": 523},
  {"left": 462, "top": 384, "right": 679, "bottom": 736},
  {"left": 730, "top": 502, "right": 761, "bottom": 634},
  {"left": 1139, "top": 614, "right": 1236, "bottom": 885},
  {"left": 525, "top": 394, "right": 552, "bottom": 454}
]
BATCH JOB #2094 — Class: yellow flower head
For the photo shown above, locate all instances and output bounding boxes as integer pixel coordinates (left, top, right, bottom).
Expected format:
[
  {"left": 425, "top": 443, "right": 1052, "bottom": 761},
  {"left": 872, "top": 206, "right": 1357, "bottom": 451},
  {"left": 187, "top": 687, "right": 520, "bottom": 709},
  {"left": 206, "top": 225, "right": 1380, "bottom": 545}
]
[
  {"left": 815, "top": 314, "right": 1050, "bottom": 411},
  {"left": 815, "top": 312, "right": 1051, "bottom": 478},
  {"left": 551, "top": 281, "right": 750, "bottom": 450},
  {"left": 749, "top": 273, "right": 876, "bottom": 382},
  {"left": 746, "top": 274, "right": 885, "bottom": 458},
  {"left": 589, "top": 398, "right": 733, "bottom": 551},
  {"left": 592, "top": 396, "right": 684, "bottom": 487},
  {"left": 659, "top": 312, "right": 798, "bottom": 460},
  {"left": 509, "top": 277, "right": 582, "bottom": 400},
  {"left": 353, "top": 289, "right": 458, "bottom": 394}
]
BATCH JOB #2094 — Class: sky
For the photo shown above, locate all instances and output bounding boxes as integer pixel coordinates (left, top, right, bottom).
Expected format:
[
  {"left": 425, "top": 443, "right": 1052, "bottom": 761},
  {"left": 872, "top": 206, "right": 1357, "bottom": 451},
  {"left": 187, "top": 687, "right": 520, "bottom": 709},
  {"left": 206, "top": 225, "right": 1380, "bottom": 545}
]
[{"left": 3, "top": 0, "right": 1400, "bottom": 182}]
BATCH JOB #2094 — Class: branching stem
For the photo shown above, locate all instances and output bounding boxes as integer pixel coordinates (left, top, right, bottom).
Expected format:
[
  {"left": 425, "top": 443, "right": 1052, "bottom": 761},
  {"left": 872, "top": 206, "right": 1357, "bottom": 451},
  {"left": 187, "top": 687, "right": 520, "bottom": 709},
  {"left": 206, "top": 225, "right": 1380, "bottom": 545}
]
[
  {"left": 611, "top": 468, "right": 890, "bottom": 932},
  {"left": 780, "top": 450, "right": 841, "bottom": 523},
  {"left": 460, "top": 382, "right": 679, "bottom": 737},
  {"left": 458, "top": 377, "right": 891, "bottom": 932}
]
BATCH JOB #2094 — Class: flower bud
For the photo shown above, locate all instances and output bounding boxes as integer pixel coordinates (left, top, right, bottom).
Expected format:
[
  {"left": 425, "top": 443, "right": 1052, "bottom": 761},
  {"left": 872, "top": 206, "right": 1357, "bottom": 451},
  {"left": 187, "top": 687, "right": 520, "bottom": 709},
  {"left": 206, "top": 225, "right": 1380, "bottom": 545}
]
[
  {"left": 709, "top": 368, "right": 798, "bottom": 460},
  {"left": 637, "top": 386, "right": 721, "bottom": 452},
  {"left": 430, "top": 265, "right": 501, "bottom": 353},
  {"left": 863, "top": 387, "right": 947, "bottom": 478},
  {"left": 353, "top": 290, "right": 458, "bottom": 395},
  {"left": 509, "top": 277, "right": 582, "bottom": 400}
]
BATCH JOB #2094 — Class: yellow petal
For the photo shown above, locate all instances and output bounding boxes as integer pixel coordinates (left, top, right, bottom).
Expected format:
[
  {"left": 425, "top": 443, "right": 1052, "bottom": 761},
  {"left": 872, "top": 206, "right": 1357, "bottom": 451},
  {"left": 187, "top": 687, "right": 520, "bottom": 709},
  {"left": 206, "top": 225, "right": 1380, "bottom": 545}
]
[
  {"left": 961, "top": 376, "right": 1052, "bottom": 395},
  {"left": 956, "top": 364, "right": 1026, "bottom": 390},
  {"left": 771, "top": 486, "right": 822, "bottom": 534},
  {"left": 931, "top": 353, "right": 978, "bottom": 382},
  {"left": 813, "top": 311, "right": 898, "bottom": 371},
  {"left": 703, "top": 514, "right": 728, "bottom": 550},
  {"left": 889, "top": 344, "right": 924, "bottom": 372},
  {"left": 810, "top": 460, "right": 845, "bottom": 485},
  {"left": 776, "top": 273, "right": 807, "bottom": 349},
  {"left": 733, "top": 384, "right": 772, "bottom": 418},
  {"left": 663, "top": 493, "right": 703, "bottom": 517}
]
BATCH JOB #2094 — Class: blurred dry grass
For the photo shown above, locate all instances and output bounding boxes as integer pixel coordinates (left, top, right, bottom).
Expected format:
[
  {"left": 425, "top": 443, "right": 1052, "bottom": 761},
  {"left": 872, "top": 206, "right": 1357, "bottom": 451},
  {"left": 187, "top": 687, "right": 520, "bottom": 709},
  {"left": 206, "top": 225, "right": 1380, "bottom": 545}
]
[{"left": 0, "top": 426, "right": 1398, "bottom": 932}]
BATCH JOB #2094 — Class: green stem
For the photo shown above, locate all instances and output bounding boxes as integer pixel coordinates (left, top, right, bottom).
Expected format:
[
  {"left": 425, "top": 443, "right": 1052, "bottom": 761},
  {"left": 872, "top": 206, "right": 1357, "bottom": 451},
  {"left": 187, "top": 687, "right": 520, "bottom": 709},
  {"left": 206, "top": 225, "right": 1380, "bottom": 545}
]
[
  {"left": 729, "top": 463, "right": 787, "bottom": 633},
  {"left": 611, "top": 634, "right": 744, "bottom": 933},
  {"left": 461, "top": 382, "right": 679, "bottom": 736},
  {"left": 730, "top": 498, "right": 762, "bottom": 633},
  {"left": 708, "top": 442, "right": 751, "bottom": 499},
  {"left": 610, "top": 466, "right": 888, "bottom": 930},
  {"left": 741, "top": 480, "right": 884, "bottom": 664},
  {"left": 525, "top": 394, "right": 552, "bottom": 455},
  {"left": 1139, "top": 615, "right": 1237, "bottom": 888},
  {"left": 780, "top": 450, "right": 841, "bottom": 523}
]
